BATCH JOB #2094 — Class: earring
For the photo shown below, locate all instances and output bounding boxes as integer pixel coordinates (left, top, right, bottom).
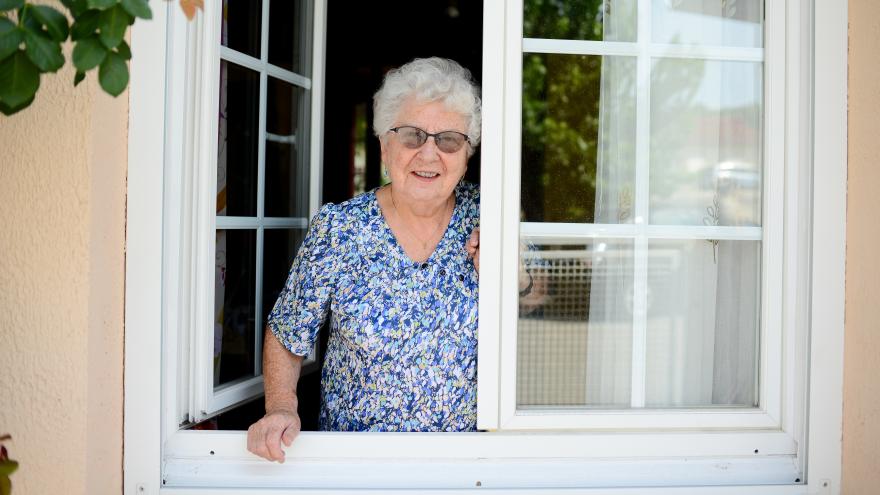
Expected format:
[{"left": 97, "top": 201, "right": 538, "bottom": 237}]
[{"left": 382, "top": 167, "right": 389, "bottom": 179}]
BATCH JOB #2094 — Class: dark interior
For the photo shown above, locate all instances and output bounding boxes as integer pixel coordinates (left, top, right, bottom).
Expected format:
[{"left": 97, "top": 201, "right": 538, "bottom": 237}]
[{"left": 321, "top": 0, "right": 483, "bottom": 204}]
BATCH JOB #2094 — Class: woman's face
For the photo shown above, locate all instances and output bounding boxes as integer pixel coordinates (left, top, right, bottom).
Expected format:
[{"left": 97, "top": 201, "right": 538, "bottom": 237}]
[{"left": 380, "top": 98, "right": 470, "bottom": 207}]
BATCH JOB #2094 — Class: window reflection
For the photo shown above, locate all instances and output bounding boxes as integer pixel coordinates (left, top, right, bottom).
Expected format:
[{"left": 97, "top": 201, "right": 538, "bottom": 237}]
[{"left": 521, "top": 54, "right": 637, "bottom": 223}]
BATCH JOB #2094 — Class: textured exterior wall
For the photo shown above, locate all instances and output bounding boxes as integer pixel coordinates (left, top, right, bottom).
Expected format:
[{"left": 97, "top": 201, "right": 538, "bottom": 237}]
[
  {"left": 0, "top": 55, "right": 127, "bottom": 492},
  {"left": 843, "top": 0, "right": 880, "bottom": 493}
]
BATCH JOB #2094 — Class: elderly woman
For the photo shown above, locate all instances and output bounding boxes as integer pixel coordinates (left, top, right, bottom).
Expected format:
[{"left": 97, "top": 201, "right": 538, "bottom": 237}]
[{"left": 247, "top": 57, "right": 483, "bottom": 462}]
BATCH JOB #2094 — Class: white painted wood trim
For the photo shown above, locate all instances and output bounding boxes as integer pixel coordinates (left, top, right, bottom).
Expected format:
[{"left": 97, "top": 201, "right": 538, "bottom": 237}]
[
  {"left": 309, "top": 0, "right": 327, "bottom": 215},
  {"left": 159, "top": 487, "right": 810, "bottom": 495},
  {"left": 192, "top": 0, "right": 223, "bottom": 420},
  {"left": 521, "top": 223, "right": 763, "bottom": 241},
  {"left": 219, "top": 46, "right": 311, "bottom": 89},
  {"left": 215, "top": 216, "right": 309, "bottom": 229},
  {"left": 161, "top": 431, "right": 802, "bottom": 490},
  {"left": 630, "top": 0, "right": 652, "bottom": 409},
  {"left": 164, "top": 430, "right": 797, "bottom": 459},
  {"left": 783, "top": 0, "right": 814, "bottom": 479},
  {"left": 805, "top": 0, "right": 847, "bottom": 491},
  {"left": 524, "top": 38, "right": 640, "bottom": 56},
  {"left": 523, "top": 38, "right": 764, "bottom": 62},
  {"left": 759, "top": 0, "right": 789, "bottom": 431},
  {"left": 475, "top": 0, "right": 506, "bottom": 431},
  {"left": 497, "top": 0, "right": 525, "bottom": 430},
  {"left": 164, "top": 456, "right": 800, "bottom": 490},
  {"left": 124, "top": 1, "right": 171, "bottom": 493},
  {"left": 503, "top": 408, "right": 781, "bottom": 430}
]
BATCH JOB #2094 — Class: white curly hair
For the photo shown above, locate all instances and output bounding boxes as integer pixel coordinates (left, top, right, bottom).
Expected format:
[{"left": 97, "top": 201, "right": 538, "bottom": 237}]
[{"left": 372, "top": 57, "right": 482, "bottom": 156}]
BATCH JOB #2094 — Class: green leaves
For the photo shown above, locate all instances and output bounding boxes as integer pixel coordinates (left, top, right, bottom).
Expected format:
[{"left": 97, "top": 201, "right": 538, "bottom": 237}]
[
  {"left": 98, "top": 50, "right": 126, "bottom": 96},
  {"left": 120, "top": 0, "right": 151, "bottom": 20},
  {"left": 0, "top": 3, "right": 70, "bottom": 114},
  {"left": 0, "top": 0, "right": 24, "bottom": 11},
  {"left": 24, "top": 30, "right": 63, "bottom": 72},
  {"left": 98, "top": 5, "right": 131, "bottom": 49},
  {"left": 0, "top": 0, "right": 197, "bottom": 116},
  {"left": 70, "top": 9, "right": 101, "bottom": 40},
  {"left": 0, "top": 17, "right": 23, "bottom": 60},
  {"left": 0, "top": 459, "right": 17, "bottom": 477},
  {"left": 30, "top": 5, "right": 70, "bottom": 41},
  {"left": 86, "top": 0, "right": 117, "bottom": 10},
  {"left": 1, "top": 439, "right": 18, "bottom": 495},
  {"left": 72, "top": 35, "right": 106, "bottom": 71},
  {"left": 116, "top": 39, "right": 131, "bottom": 59},
  {"left": 0, "top": 50, "right": 39, "bottom": 114}
]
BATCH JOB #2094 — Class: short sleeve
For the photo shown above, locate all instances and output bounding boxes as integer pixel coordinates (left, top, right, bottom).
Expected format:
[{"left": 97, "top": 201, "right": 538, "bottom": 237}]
[{"left": 266, "top": 203, "right": 338, "bottom": 356}]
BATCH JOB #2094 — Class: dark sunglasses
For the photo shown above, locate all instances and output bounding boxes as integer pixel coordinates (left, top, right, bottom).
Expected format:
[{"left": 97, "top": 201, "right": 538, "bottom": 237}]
[{"left": 388, "top": 126, "right": 471, "bottom": 154}]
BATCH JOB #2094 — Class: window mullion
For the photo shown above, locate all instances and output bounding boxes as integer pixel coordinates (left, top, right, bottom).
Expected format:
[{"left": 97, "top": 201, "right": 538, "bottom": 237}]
[
  {"left": 219, "top": 46, "right": 311, "bottom": 90},
  {"left": 630, "top": 0, "right": 652, "bottom": 409},
  {"left": 253, "top": 0, "right": 271, "bottom": 377}
]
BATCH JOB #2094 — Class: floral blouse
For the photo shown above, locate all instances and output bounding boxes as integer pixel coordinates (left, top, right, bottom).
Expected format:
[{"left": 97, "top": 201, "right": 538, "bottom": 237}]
[{"left": 267, "top": 181, "right": 480, "bottom": 432}]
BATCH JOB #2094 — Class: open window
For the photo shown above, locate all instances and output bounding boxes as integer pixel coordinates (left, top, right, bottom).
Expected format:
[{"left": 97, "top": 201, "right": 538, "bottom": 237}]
[
  {"left": 123, "top": 0, "right": 847, "bottom": 492},
  {"left": 485, "top": 0, "right": 787, "bottom": 433}
]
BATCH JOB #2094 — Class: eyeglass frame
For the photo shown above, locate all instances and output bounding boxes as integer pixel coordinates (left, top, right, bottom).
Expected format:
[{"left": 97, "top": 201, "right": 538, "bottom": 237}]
[{"left": 387, "top": 126, "right": 472, "bottom": 154}]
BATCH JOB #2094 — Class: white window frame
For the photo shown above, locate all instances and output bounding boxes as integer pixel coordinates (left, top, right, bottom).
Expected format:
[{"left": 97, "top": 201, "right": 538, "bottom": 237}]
[
  {"left": 167, "top": 0, "right": 323, "bottom": 424},
  {"left": 123, "top": 0, "right": 846, "bottom": 493},
  {"left": 484, "top": 0, "right": 785, "bottom": 432}
]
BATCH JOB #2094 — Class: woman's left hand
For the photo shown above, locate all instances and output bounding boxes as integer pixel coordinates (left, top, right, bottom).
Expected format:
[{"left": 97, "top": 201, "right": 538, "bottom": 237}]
[{"left": 466, "top": 227, "right": 480, "bottom": 273}]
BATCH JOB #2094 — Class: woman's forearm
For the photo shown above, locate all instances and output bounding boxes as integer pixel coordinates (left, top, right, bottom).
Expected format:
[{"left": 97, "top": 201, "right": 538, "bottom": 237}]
[{"left": 262, "top": 329, "right": 304, "bottom": 415}]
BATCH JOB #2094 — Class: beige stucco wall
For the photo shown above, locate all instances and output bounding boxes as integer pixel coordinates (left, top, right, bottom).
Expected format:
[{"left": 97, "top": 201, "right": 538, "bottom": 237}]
[
  {"left": 843, "top": 1, "right": 880, "bottom": 493},
  {"left": 0, "top": 56, "right": 127, "bottom": 492}
]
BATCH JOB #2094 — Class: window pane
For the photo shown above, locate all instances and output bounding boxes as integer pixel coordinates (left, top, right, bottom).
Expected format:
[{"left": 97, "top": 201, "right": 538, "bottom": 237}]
[
  {"left": 214, "top": 229, "right": 257, "bottom": 387},
  {"left": 262, "top": 228, "right": 306, "bottom": 327},
  {"left": 649, "top": 58, "right": 762, "bottom": 226},
  {"left": 218, "top": 61, "right": 260, "bottom": 217},
  {"left": 652, "top": 0, "right": 763, "bottom": 47},
  {"left": 221, "top": 0, "right": 262, "bottom": 58},
  {"left": 645, "top": 239, "right": 759, "bottom": 407},
  {"left": 265, "top": 77, "right": 307, "bottom": 218},
  {"left": 522, "top": 54, "right": 637, "bottom": 224},
  {"left": 269, "top": 0, "right": 310, "bottom": 75},
  {"left": 517, "top": 240, "right": 634, "bottom": 408},
  {"left": 524, "top": 0, "right": 637, "bottom": 42}
]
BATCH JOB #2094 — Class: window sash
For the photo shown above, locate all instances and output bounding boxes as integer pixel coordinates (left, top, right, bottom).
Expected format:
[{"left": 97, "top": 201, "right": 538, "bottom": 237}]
[
  {"left": 477, "top": 0, "right": 787, "bottom": 430},
  {"left": 172, "top": 0, "right": 320, "bottom": 422}
]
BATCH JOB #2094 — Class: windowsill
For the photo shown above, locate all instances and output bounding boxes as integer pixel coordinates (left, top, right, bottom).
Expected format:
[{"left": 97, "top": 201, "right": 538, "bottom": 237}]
[{"left": 163, "top": 430, "right": 802, "bottom": 490}]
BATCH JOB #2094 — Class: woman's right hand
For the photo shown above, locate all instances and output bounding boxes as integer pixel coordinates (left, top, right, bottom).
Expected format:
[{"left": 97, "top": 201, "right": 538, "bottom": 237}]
[{"left": 246, "top": 408, "right": 301, "bottom": 463}]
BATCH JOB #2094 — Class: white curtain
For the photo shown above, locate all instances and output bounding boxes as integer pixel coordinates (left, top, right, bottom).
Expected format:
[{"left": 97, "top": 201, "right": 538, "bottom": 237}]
[
  {"left": 590, "top": 0, "right": 761, "bottom": 407},
  {"left": 585, "top": 0, "right": 637, "bottom": 407}
]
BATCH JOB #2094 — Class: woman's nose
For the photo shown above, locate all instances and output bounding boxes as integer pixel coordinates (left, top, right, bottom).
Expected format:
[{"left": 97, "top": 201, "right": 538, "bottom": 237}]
[{"left": 416, "top": 137, "right": 441, "bottom": 159}]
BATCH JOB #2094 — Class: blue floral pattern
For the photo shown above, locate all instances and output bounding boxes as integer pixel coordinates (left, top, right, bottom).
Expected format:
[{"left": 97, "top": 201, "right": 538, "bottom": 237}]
[{"left": 267, "top": 181, "right": 480, "bottom": 432}]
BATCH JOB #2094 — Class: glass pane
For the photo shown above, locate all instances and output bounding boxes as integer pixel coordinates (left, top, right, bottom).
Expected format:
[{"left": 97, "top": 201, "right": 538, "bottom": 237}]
[
  {"left": 649, "top": 58, "right": 762, "bottom": 226},
  {"left": 265, "top": 78, "right": 307, "bottom": 218},
  {"left": 218, "top": 61, "right": 260, "bottom": 217},
  {"left": 522, "top": 54, "right": 637, "bottom": 223},
  {"left": 517, "top": 239, "right": 634, "bottom": 408},
  {"left": 652, "top": 0, "right": 763, "bottom": 47},
  {"left": 262, "top": 228, "right": 306, "bottom": 327},
  {"left": 269, "top": 0, "right": 310, "bottom": 75},
  {"left": 214, "top": 229, "right": 257, "bottom": 387},
  {"left": 221, "top": 0, "right": 262, "bottom": 57},
  {"left": 645, "top": 239, "right": 760, "bottom": 407},
  {"left": 524, "top": 0, "right": 637, "bottom": 42}
]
